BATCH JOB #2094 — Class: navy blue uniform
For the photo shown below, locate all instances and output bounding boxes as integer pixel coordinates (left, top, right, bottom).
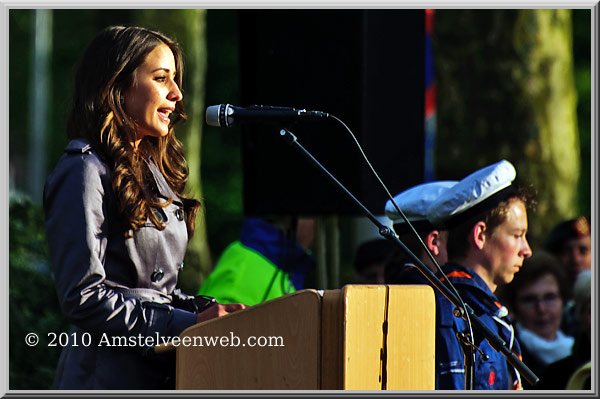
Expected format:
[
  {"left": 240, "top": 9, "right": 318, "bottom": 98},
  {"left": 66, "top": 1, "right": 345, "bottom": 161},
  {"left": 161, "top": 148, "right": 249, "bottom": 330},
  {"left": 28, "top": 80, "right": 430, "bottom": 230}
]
[{"left": 435, "top": 262, "right": 522, "bottom": 390}]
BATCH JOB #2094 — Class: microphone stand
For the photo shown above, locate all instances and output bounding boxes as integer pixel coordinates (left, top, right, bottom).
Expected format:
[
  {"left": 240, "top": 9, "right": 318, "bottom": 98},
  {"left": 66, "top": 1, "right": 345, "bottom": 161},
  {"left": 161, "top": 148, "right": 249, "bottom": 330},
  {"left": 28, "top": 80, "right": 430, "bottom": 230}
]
[{"left": 277, "top": 127, "right": 538, "bottom": 389}]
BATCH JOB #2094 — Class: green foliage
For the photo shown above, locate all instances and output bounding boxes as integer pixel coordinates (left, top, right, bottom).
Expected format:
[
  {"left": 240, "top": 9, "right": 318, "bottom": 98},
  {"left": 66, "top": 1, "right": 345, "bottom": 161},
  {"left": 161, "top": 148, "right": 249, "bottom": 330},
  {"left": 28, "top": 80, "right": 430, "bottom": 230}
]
[
  {"left": 572, "top": 9, "right": 591, "bottom": 218},
  {"left": 9, "top": 196, "right": 70, "bottom": 389},
  {"left": 9, "top": 10, "right": 138, "bottom": 195}
]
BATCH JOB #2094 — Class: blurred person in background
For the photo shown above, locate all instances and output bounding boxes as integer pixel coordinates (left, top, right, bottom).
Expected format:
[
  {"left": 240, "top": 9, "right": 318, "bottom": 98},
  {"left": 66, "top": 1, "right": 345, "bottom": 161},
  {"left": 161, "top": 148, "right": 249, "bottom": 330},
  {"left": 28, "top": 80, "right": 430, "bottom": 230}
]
[
  {"left": 497, "top": 251, "right": 573, "bottom": 388},
  {"left": 535, "top": 270, "right": 592, "bottom": 390},
  {"left": 198, "top": 216, "right": 316, "bottom": 305},
  {"left": 382, "top": 181, "right": 457, "bottom": 285},
  {"left": 545, "top": 216, "right": 591, "bottom": 288},
  {"left": 544, "top": 216, "right": 591, "bottom": 337},
  {"left": 354, "top": 238, "right": 396, "bottom": 284}
]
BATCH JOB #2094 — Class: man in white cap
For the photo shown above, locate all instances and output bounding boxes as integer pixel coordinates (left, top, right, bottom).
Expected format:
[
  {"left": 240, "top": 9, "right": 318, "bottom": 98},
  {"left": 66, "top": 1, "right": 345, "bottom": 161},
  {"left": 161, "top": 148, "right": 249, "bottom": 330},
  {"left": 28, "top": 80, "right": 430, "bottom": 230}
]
[
  {"left": 426, "top": 160, "right": 534, "bottom": 390},
  {"left": 383, "top": 181, "right": 457, "bottom": 284}
]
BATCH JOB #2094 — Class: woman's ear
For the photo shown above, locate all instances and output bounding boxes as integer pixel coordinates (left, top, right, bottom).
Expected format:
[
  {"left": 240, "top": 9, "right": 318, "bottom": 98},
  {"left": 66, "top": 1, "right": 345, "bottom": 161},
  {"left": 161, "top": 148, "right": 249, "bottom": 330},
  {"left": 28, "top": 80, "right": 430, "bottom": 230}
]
[{"left": 472, "top": 221, "right": 487, "bottom": 250}]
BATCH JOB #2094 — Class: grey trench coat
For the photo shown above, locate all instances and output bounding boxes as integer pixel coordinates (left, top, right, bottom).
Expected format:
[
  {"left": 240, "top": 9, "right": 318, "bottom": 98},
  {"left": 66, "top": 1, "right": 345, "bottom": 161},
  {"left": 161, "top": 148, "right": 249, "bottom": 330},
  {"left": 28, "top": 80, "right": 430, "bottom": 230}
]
[{"left": 43, "top": 139, "right": 197, "bottom": 389}]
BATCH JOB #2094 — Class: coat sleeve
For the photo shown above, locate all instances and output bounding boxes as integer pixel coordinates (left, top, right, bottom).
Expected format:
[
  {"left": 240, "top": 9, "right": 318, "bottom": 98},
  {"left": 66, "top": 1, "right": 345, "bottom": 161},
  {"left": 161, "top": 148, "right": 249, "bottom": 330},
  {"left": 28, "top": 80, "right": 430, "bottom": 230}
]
[{"left": 43, "top": 153, "right": 196, "bottom": 341}]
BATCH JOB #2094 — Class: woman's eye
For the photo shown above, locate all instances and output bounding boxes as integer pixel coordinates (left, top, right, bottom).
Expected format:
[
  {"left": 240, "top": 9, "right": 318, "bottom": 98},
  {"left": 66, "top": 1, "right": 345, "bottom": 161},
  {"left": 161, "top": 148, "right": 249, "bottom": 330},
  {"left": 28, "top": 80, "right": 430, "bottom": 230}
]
[{"left": 155, "top": 76, "right": 167, "bottom": 82}]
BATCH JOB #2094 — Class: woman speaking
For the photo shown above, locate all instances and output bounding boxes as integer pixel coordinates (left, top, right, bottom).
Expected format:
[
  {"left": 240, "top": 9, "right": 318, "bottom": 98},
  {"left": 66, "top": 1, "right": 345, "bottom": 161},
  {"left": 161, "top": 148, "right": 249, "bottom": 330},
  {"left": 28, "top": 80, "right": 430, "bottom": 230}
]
[{"left": 43, "top": 25, "right": 245, "bottom": 389}]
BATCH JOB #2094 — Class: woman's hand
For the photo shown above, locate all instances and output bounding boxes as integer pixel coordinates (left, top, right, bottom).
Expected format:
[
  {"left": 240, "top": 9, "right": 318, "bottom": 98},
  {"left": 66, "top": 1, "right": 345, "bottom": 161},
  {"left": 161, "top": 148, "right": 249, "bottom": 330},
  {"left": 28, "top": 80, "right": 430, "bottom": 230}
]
[{"left": 195, "top": 303, "right": 247, "bottom": 324}]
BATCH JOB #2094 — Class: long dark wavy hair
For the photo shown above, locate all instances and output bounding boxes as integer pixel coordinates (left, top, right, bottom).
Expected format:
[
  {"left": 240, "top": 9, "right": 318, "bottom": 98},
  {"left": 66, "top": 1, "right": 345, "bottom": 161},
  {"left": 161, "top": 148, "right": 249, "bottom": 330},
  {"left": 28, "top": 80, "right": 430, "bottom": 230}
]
[{"left": 66, "top": 25, "right": 200, "bottom": 238}]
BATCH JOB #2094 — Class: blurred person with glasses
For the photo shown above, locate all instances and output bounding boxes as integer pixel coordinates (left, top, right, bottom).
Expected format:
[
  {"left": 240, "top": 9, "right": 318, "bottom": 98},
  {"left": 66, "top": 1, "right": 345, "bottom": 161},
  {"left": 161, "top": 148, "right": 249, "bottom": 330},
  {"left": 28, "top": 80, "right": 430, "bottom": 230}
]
[
  {"left": 536, "top": 270, "right": 592, "bottom": 390},
  {"left": 497, "top": 251, "right": 574, "bottom": 389}
]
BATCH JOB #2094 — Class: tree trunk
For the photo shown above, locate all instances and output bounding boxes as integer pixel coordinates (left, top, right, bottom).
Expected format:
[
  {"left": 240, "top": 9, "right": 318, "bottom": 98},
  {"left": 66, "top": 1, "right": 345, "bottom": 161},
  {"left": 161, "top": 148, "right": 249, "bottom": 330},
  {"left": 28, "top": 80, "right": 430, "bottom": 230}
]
[
  {"left": 134, "top": 10, "right": 211, "bottom": 294},
  {"left": 434, "top": 10, "right": 581, "bottom": 245},
  {"left": 513, "top": 9, "right": 581, "bottom": 240},
  {"left": 28, "top": 9, "right": 52, "bottom": 203}
]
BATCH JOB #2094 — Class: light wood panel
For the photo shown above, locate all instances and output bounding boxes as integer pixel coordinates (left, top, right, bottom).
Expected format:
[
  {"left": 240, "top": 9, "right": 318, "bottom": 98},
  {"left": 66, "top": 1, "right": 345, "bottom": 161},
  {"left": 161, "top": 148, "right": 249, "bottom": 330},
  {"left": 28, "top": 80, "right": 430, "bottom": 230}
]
[
  {"left": 341, "top": 285, "right": 387, "bottom": 390},
  {"left": 386, "top": 284, "right": 436, "bottom": 390}
]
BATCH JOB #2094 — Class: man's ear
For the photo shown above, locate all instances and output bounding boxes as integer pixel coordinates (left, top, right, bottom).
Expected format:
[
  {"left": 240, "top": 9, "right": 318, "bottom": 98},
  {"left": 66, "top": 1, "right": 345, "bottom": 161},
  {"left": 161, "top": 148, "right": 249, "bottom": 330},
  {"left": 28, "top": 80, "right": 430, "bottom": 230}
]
[
  {"left": 427, "top": 231, "right": 441, "bottom": 256},
  {"left": 472, "top": 221, "right": 487, "bottom": 250}
]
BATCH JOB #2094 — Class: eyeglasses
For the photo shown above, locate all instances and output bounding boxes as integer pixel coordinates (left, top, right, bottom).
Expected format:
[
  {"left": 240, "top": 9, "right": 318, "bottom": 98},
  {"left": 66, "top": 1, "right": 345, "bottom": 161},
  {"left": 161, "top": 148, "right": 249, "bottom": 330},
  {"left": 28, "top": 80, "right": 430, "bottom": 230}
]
[{"left": 517, "top": 293, "right": 561, "bottom": 308}]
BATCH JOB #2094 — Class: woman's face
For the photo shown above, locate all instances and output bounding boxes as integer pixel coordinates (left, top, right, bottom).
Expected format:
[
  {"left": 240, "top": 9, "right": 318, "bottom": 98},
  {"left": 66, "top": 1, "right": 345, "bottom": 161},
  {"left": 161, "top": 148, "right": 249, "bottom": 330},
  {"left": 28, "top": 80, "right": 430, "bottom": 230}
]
[
  {"left": 123, "top": 43, "right": 183, "bottom": 147},
  {"left": 515, "top": 273, "right": 563, "bottom": 341}
]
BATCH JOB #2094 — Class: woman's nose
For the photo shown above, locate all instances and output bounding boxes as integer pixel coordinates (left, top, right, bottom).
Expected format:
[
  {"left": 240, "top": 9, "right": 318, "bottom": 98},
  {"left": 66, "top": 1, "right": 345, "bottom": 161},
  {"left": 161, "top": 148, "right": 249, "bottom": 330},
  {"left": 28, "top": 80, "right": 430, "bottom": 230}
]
[{"left": 169, "top": 81, "right": 183, "bottom": 102}]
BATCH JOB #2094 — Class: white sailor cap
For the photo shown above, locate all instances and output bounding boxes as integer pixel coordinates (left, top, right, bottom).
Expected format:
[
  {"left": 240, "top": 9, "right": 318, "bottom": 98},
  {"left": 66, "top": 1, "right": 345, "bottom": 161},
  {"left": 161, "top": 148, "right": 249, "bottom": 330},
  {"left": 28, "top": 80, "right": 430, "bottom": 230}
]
[
  {"left": 385, "top": 181, "right": 458, "bottom": 234},
  {"left": 426, "top": 160, "right": 517, "bottom": 228}
]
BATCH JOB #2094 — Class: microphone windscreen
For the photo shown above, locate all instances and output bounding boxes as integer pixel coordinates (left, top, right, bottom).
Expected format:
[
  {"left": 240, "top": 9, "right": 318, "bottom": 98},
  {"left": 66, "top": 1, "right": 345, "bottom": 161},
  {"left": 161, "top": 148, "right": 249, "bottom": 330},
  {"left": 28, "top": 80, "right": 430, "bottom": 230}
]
[{"left": 205, "top": 105, "right": 223, "bottom": 127}]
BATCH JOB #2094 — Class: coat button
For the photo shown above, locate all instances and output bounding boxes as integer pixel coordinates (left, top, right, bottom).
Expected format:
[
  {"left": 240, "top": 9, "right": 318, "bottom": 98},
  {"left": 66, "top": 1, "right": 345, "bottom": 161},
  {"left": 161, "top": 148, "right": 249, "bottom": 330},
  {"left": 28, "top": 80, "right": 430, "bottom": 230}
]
[
  {"left": 151, "top": 269, "right": 164, "bottom": 283},
  {"left": 175, "top": 208, "right": 184, "bottom": 221},
  {"left": 152, "top": 208, "right": 167, "bottom": 222}
]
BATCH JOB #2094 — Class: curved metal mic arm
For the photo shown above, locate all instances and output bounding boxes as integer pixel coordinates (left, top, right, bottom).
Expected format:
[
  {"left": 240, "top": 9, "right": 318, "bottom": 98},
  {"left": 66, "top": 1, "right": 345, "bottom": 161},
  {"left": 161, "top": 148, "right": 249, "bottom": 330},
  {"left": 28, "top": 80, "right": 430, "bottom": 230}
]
[{"left": 278, "top": 127, "right": 539, "bottom": 388}]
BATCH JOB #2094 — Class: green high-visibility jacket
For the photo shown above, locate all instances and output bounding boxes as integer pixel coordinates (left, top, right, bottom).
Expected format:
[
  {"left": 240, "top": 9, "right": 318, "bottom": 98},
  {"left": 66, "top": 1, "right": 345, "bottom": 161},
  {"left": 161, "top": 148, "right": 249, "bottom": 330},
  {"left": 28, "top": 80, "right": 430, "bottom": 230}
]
[{"left": 198, "top": 241, "right": 296, "bottom": 306}]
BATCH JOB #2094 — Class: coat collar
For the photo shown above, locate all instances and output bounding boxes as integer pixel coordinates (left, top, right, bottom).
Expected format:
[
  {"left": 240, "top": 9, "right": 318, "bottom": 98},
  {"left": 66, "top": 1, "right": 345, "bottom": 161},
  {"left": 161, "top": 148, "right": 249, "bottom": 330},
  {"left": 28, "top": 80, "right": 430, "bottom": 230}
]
[{"left": 144, "top": 158, "right": 182, "bottom": 205}]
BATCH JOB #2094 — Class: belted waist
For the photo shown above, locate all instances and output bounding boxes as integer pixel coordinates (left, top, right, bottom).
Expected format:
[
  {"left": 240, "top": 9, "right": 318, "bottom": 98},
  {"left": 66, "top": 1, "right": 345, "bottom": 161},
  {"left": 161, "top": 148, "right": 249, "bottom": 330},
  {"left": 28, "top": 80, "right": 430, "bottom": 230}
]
[{"left": 112, "top": 287, "right": 172, "bottom": 304}]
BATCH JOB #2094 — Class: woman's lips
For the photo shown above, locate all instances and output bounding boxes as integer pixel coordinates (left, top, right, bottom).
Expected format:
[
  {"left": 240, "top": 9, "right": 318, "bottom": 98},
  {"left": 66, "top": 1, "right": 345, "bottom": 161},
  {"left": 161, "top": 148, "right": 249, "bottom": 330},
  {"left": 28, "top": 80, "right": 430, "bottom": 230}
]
[{"left": 157, "top": 108, "right": 172, "bottom": 122}]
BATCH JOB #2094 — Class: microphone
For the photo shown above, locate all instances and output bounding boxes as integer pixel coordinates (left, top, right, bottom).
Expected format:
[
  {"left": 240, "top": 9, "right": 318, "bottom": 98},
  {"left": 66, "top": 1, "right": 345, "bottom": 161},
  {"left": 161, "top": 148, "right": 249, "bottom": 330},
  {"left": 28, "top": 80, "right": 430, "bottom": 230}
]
[{"left": 205, "top": 104, "right": 329, "bottom": 127}]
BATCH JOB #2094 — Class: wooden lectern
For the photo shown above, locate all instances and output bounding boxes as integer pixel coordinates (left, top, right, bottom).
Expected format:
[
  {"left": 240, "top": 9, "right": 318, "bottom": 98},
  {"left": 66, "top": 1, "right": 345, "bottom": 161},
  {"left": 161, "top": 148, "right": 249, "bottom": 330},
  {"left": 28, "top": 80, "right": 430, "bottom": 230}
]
[{"left": 172, "top": 285, "right": 435, "bottom": 390}]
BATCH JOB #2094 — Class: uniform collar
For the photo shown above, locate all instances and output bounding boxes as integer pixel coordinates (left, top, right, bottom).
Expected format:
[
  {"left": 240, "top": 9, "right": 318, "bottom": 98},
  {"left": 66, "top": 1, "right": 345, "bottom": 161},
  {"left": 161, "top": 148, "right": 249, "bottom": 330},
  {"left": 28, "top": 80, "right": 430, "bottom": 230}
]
[{"left": 440, "top": 262, "right": 507, "bottom": 318}]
